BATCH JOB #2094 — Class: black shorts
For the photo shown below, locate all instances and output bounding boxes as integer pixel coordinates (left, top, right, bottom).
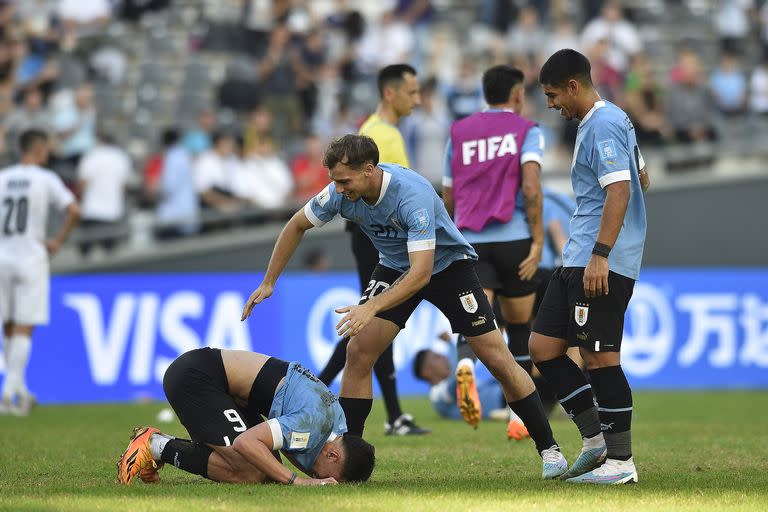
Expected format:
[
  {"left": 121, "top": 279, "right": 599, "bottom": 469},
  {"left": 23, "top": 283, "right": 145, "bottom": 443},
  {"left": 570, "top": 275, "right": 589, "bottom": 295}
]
[
  {"left": 163, "top": 348, "right": 289, "bottom": 446},
  {"left": 532, "top": 267, "right": 635, "bottom": 352},
  {"left": 362, "top": 259, "right": 497, "bottom": 337},
  {"left": 533, "top": 267, "right": 555, "bottom": 316},
  {"left": 473, "top": 239, "right": 538, "bottom": 297}
]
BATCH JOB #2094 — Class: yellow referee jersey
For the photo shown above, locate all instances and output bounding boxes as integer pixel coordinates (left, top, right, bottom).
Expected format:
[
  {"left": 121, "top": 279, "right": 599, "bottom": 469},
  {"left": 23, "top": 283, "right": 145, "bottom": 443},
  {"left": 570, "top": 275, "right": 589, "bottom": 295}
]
[{"left": 358, "top": 113, "right": 410, "bottom": 167}]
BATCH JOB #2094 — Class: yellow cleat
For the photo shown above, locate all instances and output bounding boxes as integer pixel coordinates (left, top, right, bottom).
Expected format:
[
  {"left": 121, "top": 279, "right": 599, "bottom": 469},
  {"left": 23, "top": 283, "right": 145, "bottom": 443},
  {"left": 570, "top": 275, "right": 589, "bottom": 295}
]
[
  {"left": 506, "top": 418, "right": 530, "bottom": 441},
  {"left": 117, "top": 426, "right": 160, "bottom": 485},
  {"left": 456, "top": 364, "right": 482, "bottom": 428}
]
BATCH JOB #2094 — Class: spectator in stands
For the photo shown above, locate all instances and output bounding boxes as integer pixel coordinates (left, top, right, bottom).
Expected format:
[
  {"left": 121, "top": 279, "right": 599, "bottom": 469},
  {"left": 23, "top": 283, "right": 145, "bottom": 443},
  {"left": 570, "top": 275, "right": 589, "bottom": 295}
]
[
  {"left": 257, "top": 24, "right": 303, "bottom": 138},
  {"left": 748, "top": 56, "right": 768, "bottom": 115},
  {"left": 624, "top": 53, "right": 666, "bottom": 146},
  {"left": 581, "top": 1, "right": 642, "bottom": 74},
  {"left": 444, "top": 57, "right": 483, "bottom": 121},
  {"left": 357, "top": 9, "right": 413, "bottom": 76},
  {"left": 156, "top": 130, "right": 199, "bottom": 239},
  {"left": 243, "top": 106, "right": 275, "bottom": 156},
  {"left": 290, "top": 133, "right": 328, "bottom": 202},
  {"left": 183, "top": 108, "right": 216, "bottom": 156},
  {"left": 233, "top": 138, "right": 293, "bottom": 209},
  {"left": 402, "top": 77, "right": 449, "bottom": 189},
  {"left": 52, "top": 83, "right": 97, "bottom": 172},
  {"left": 665, "top": 49, "right": 717, "bottom": 143},
  {"left": 3, "top": 87, "right": 51, "bottom": 145},
  {"left": 714, "top": 0, "right": 751, "bottom": 55},
  {"left": 709, "top": 52, "right": 748, "bottom": 116},
  {"left": 141, "top": 129, "right": 177, "bottom": 207},
  {"left": 586, "top": 39, "right": 624, "bottom": 104},
  {"left": 194, "top": 131, "right": 243, "bottom": 212},
  {"left": 76, "top": 131, "right": 132, "bottom": 257}
]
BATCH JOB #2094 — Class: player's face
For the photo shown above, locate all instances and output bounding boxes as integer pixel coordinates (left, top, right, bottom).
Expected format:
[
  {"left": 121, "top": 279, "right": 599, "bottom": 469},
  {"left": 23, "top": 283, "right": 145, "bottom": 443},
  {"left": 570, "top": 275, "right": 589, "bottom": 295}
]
[
  {"left": 392, "top": 73, "right": 421, "bottom": 118},
  {"left": 329, "top": 162, "right": 374, "bottom": 202},
  {"left": 542, "top": 83, "right": 575, "bottom": 121}
]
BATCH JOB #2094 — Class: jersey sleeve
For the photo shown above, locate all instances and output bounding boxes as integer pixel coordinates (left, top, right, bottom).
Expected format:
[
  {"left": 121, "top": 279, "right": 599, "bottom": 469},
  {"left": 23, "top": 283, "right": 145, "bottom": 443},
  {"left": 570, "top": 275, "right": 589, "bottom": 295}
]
[
  {"left": 590, "top": 119, "right": 632, "bottom": 189},
  {"left": 266, "top": 412, "right": 313, "bottom": 453},
  {"left": 401, "top": 189, "right": 436, "bottom": 253},
  {"left": 303, "top": 183, "right": 340, "bottom": 227},
  {"left": 442, "top": 139, "right": 453, "bottom": 187},
  {"left": 47, "top": 172, "right": 75, "bottom": 209},
  {"left": 520, "top": 125, "right": 545, "bottom": 166}
]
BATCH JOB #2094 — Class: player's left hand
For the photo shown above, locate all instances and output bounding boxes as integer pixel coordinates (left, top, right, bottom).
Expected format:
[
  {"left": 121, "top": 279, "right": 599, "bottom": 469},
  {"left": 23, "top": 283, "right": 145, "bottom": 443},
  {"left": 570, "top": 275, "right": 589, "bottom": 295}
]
[
  {"left": 335, "top": 303, "right": 376, "bottom": 338},
  {"left": 45, "top": 238, "right": 62, "bottom": 255},
  {"left": 583, "top": 255, "right": 609, "bottom": 298},
  {"left": 518, "top": 241, "right": 542, "bottom": 281}
]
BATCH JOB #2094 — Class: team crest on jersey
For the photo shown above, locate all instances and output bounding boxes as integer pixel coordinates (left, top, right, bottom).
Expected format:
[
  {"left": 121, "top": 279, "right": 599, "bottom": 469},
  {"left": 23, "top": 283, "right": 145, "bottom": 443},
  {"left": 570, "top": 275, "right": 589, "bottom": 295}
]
[
  {"left": 289, "top": 431, "right": 310, "bottom": 449},
  {"left": 574, "top": 303, "right": 589, "bottom": 326},
  {"left": 315, "top": 186, "right": 330, "bottom": 207},
  {"left": 459, "top": 292, "right": 478, "bottom": 313}
]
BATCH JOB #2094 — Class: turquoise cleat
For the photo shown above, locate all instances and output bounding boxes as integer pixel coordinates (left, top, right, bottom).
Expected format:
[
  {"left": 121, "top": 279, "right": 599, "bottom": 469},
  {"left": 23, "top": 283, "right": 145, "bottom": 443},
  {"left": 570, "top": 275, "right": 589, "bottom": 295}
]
[{"left": 566, "top": 457, "right": 638, "bottom": 485}]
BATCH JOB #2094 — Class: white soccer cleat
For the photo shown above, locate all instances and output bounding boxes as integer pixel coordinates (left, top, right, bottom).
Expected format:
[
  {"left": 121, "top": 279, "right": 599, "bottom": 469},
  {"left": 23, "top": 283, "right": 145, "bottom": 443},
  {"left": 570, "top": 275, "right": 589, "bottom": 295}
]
[
  {"left": 566, "top": 457, "right": 638, "bottom": 485},
  {"left": 541, "top": 445, "right": 568, "bottom": 479}
]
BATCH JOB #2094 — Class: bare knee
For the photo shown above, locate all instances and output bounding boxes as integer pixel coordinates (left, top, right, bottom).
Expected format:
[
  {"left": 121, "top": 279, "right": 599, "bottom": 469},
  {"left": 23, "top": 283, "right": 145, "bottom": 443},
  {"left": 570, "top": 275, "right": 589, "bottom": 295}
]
[{"left": 529, "top": 333, "right": 567, "bottom": 363}]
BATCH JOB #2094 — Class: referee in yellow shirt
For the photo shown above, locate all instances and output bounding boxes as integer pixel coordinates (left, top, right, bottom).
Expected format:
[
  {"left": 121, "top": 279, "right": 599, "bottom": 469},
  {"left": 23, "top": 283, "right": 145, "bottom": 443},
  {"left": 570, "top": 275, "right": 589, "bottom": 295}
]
[{"left": 317, "top": 64, "right": 429, "bottom": 435}]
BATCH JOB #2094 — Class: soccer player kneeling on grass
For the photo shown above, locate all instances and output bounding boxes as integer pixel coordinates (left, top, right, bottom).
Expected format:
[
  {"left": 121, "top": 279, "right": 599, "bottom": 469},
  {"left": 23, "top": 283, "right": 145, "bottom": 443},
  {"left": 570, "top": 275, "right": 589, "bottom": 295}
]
[{"left": 117, "top": 348, "right": 375, "bottom": 486}]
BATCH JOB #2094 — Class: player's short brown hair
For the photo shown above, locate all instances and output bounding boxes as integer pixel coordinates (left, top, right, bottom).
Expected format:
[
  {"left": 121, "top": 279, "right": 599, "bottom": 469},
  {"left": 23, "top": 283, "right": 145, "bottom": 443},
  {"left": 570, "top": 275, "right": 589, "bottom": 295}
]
[{"left": 323, "top": 134, "right": 379, "bottom": 171}]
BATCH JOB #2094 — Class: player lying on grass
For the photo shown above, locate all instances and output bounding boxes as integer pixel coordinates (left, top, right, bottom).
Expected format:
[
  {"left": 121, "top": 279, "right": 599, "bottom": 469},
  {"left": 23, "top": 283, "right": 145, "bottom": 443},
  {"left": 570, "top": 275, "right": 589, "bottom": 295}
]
[{"left": 117, "top": 348, "right": 375, "bottom": 486}]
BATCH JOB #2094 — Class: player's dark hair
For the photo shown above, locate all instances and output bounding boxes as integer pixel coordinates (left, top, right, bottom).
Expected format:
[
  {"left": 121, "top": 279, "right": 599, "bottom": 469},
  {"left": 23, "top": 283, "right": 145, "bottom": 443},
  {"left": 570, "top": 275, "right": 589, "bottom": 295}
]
[
  {"left": 539, "top": 49, "right": 593, "bottom": 87},
  {"left": 377, "top": 63, "right": 417, "bottom": 98},
  {"left": 412, "top": 349, "right": 430, "bottom": 381},
  {"left": 18, "top": 129, "right": 48, "bottom": 154},
  {"left": 323, "top": 134, "right": 379, "bottom": 170},
  {"left": 482, "top": 65, "right": 525, "bottom": 105},
  {"left": 340, "top": 435, "right": 376, "bottom": 482}
]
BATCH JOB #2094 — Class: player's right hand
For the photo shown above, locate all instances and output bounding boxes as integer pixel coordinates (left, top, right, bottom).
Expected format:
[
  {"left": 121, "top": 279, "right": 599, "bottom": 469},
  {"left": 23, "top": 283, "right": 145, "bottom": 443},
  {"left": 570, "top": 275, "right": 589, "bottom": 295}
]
[
  {"left": 241, "top": 283, "right": 274, "bottom": 321},
  {"left": 294, "top": 477, "right": 338, "bottom": 486}
]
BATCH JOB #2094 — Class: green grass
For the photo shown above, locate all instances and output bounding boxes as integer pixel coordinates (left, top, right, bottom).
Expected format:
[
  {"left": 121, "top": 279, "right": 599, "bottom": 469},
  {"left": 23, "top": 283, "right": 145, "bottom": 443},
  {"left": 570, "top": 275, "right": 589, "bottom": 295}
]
[{"left": 1, "top": 392, "right": 767, "bottom": 511}]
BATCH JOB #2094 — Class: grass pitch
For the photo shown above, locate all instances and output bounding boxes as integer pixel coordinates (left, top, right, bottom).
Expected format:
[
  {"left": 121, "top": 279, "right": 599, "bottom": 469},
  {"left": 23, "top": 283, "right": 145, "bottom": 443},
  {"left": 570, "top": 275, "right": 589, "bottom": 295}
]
[{"left": 1, "top": 391, "right": 767, "bottom": 511}]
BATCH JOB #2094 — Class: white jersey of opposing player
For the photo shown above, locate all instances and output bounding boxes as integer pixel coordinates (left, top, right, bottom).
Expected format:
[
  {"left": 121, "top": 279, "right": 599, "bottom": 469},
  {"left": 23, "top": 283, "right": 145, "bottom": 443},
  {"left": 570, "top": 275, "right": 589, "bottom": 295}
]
[{"left": 0, "top": 164, "right": 74, "bottom": 262}]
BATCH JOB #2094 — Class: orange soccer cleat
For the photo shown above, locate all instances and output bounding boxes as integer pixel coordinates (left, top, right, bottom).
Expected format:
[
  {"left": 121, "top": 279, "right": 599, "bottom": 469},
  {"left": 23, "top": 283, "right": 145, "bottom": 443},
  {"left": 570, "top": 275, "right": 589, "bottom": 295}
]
[
  {"left": 456, "top": 363, "right": 482, "bottom": 428},
  {"left": 506, "top": 418, "right": 530, "bottom": 441},
  {"left": 117, "top": 426, "right": 160, "bottom": 484}
]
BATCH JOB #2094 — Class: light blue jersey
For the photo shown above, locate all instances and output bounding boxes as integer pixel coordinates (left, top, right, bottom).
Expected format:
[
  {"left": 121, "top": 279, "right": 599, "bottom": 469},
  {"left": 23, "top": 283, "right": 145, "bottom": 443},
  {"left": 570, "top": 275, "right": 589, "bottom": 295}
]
[
  {"left": 442, "top": 110, "right": 545, "bottom": 244},
  {"left": 305, "top": 163, "right": 477, "bottom": 273},
  {"left": 563, "top": 100, "right": 647, "bottom": 280},
  {"left": 267, "top": 362, "right": 347, "bottom": 473},
  {"left": 541, "top": 189, "right": 576, "bottom": 269}
]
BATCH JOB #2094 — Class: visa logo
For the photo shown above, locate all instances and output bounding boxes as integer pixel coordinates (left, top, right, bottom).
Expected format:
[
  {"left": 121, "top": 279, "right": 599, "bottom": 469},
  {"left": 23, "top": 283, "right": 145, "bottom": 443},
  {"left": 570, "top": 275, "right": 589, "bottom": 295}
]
[{"left": 63, "top": 291, "right": 252, "bottom": 385}]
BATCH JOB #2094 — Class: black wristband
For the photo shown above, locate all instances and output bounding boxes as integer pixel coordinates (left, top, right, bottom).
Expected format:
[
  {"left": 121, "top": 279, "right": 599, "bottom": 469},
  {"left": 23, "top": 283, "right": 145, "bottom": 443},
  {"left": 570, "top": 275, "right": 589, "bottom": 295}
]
[
  {"left": 288, "top": 472, "right": 297, "bottom": 485},
  {"left": 592, "top": 242, "right": 611, "bottom": 258}
]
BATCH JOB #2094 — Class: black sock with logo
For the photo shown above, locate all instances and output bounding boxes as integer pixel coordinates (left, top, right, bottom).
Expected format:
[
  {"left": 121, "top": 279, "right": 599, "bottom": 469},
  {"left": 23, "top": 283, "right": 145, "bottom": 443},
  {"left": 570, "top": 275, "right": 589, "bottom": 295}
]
[
  {"left": 160, "top": 439, "right": 214, "bottom": 478},
  {"left": 373, "top": 344, "right": 404, "bottom": 424}
]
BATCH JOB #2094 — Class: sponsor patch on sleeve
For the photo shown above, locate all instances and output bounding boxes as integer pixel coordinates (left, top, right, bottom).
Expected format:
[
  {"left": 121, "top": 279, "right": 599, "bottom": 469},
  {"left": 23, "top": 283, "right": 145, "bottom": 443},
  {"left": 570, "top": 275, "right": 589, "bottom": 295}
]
[
  {"left": 289, "top": 431, "right": 310, "bottom": 450},
  {"left": 598, "top": 139, "right": 617, "bottom": 162}
]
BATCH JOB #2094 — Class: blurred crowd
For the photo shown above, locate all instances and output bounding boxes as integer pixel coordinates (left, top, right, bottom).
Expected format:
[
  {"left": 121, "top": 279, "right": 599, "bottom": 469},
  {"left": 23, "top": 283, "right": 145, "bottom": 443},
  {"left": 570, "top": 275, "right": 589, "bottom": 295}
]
[{"left": 2, "top": 0, "right": 768, "bottom": 257}]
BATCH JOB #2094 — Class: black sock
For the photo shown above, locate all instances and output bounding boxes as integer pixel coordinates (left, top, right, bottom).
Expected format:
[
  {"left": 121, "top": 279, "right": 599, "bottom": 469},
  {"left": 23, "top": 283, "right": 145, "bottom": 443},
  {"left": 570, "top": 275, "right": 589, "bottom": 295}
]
[
  {"left": 536, "top": 355, "right": 601, "bottom": 439},
  {"left": 456, "top": 334, "right": 477, "bottom": 363},
  {"left": 506, "top": 322, "right": 532, "bottom": 374},
  {"left": 508, "top": 391, "right": 557, "bottom": 453},
  {"left": 533, "top": 374, "right": 558, "bottom": 416},
  {"left": 318, "top": 338, "right": 349, "bottom": 386},
  {"left": 160, "top": 439, "right": 214, "bottom": 478},
  {"left": 339, "top": 397, "right": 373, "bottom": 437},
  {"left": 373, "top": 344, "right": 403, "bottom": 424},
  {"left": 589, "top": 365, "right": 633, "bottom": 460}
]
